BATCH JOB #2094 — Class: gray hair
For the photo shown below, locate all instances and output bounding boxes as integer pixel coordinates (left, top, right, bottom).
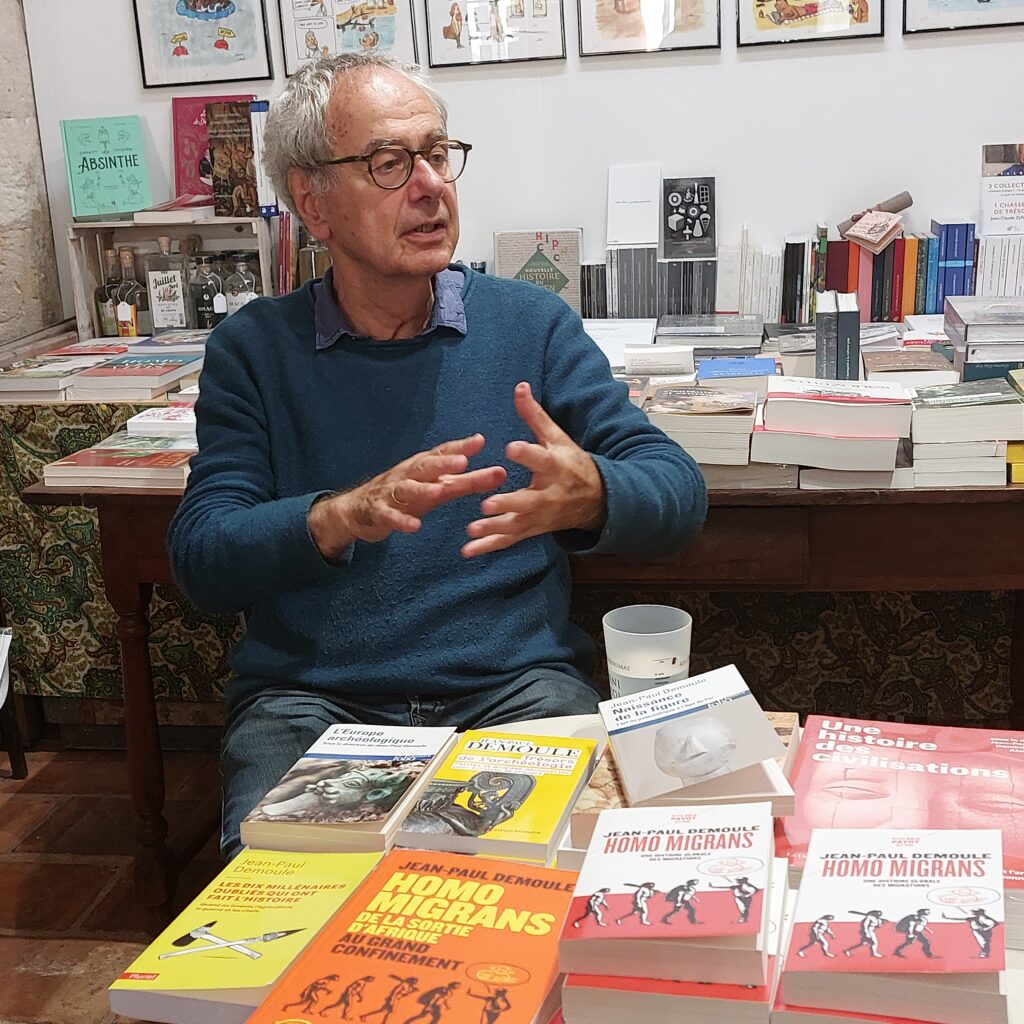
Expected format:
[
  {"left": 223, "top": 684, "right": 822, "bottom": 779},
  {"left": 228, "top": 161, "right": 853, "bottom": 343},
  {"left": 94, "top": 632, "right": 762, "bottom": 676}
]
[{"left": 262, "top": 53, "right": 448, "bottom": 214}]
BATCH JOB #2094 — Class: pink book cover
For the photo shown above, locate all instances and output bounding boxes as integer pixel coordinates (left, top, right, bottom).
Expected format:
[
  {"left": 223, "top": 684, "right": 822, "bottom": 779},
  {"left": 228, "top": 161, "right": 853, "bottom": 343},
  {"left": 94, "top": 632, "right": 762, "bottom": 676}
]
[{"left": 172, "top": 94, "right": 254, "bottom": 198}]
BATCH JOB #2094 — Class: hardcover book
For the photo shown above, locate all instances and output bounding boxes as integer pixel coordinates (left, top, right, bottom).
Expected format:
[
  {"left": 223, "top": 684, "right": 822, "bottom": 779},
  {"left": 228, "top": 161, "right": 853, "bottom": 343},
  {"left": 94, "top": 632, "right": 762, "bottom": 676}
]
[
  {"left": 559, "top": 803, "right": 775, "bottom": 985},
  {"left": 240, "top": 724, "right": 456, "bottom": 853},
  {"left": 60, "top": 115, "right": 152, "bottom": 220},
  {"left": 493, "top": 230, "right": 583, "bottom": 313},
  {"left": 845, "top": 212, "right": 904, "bottom": 257},
  {"left": 206, "top": 102, "right": 258, "bottom": 218},
  {"left": 661, "top": 177, "right": 716, "bottom": 260},
  {"left": 171, "top": 95, "right": 254, "bottom": 199},
  {"left": 245, "top": 849, "right": 573, "bottom": 1024},
  {"left": 395, "top": 729, "right": 596, "bottom": 863},
  {"left": 109, "top": 849, "right": 382, "bottom": 1024},
  {"left": 598, "top": 664, "right": 785, "bottom": 807},
  {"left": 780, "top": 827, "right": 1005, "bottom": 1024}
]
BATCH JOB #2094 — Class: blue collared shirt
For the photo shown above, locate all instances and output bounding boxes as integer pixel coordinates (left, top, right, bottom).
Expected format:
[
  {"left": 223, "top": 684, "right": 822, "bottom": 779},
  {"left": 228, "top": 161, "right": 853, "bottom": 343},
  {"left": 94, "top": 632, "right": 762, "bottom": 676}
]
[{"left": 314, "top": 265, "right": 468, "bottom": 349}]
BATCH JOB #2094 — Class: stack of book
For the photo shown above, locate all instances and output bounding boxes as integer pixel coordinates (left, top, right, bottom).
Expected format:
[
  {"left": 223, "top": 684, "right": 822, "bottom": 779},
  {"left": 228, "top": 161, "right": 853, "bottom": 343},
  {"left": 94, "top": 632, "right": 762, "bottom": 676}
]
[
  {"left": 0, "top": 354, "right": 109, "bottom": 402},
  {"left": 42, "top": 432, "right": 196, "bottom": 489},
  {"left": 945, "top": 296, "right": 1024, "bottom": 382},
  {"left": 863, "top": 350, "right": 960, "bottom": 389},
  {"left": 126, "top": 404, "right": 197, "bottom": 441},
  {"left": 1010, "top": 435, "right": 1024, "bottom": 484},
  {"left": 695, "top": 355, "right": 780, "bottom": 398},
  {"left": 799, "top": 440, "right": 915, "bottom": 491},
  {"left": 813, "top": 291, "right": 860, "bottom": 381},
  {"left": 765, "top": 324, "right": 816, "bottom": 377},
  {"left": 559, "top": 803, "right": 786, "bottom": 1023},
  {"left": 644, "top": 384, "right": 756, "bottom": 465},
  {"left": 65, "top": 353, "right": 204, "bottom": 402},
  {"left": 910, "top": 379, "right": 1024, "bottom": 485},
  {"left": 656, "top": 314, "right": 764, "bottom": 365},
  {"left": 753, "top": 378, "right": 912, "bottom": 475},
  {"left": 774, "top": 826, "right": 1006, "bottom": 1024}
]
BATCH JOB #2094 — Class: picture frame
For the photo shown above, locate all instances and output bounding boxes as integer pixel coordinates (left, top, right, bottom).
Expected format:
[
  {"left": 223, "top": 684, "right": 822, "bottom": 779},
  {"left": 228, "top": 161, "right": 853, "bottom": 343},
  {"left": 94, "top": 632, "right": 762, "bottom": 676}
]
[
  {"left": 903, "top": 0, "right": 1024, "bottom": 34},
  {"left": 736, "top": 0, "right": 883, "bottom": 45},
  {"left": 424, "top": 0, "right": 566, "bottom": 67},
  {"left": 132, "top": 0, "right": 273, "bottom": 89},
  {"left": 278, "top": 0, "right": 418, "bottom": 76},
  {"left": 578, "top": 0, "right": 719, "bottom": 56}
]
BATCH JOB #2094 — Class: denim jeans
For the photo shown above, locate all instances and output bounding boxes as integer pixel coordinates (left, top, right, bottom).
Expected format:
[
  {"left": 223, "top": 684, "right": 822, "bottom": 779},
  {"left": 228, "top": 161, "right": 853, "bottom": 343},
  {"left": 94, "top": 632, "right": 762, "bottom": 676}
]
[{"left": 220, "top": 667, "right": 601, "bottom": 859}]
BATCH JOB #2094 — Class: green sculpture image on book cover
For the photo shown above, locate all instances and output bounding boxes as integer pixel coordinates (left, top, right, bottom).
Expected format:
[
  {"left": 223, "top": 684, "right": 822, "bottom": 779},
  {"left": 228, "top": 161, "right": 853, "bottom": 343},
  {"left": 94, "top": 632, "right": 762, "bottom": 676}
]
[{"left": 61, "top": 115, "right": 152, "bottom": 221}]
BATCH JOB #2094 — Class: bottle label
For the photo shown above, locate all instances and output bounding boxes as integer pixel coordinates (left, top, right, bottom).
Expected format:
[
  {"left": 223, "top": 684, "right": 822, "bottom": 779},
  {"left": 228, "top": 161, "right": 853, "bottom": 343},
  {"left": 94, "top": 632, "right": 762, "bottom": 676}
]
[
  {"left": 148, "top": 270, "right": 187, "bottom": 330},
  {"left": 116, "top": 300, "right": 139, "bottom": 337},
  {"left": 213, "top": 292, "right": 228, "bottom": 316},
  {"left": 97, "top": 298, "right": 117, "bottom": 337},
  {"left": 226, "top": 290, "right": 258, "bottom": 315}
]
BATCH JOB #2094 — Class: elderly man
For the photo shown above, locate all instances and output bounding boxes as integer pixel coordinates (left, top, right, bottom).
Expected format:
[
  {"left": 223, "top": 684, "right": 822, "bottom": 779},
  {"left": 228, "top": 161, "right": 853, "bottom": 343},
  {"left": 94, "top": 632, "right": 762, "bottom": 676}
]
[{"left": 168, "top": 52, "right": 706, "bottom": 857}]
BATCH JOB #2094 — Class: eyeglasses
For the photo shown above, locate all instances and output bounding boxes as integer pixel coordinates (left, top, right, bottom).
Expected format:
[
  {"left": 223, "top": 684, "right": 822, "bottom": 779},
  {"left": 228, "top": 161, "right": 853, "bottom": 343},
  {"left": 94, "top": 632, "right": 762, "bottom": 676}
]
[{"left": 318, "top": 139, "right": 472, "bottom": 190}]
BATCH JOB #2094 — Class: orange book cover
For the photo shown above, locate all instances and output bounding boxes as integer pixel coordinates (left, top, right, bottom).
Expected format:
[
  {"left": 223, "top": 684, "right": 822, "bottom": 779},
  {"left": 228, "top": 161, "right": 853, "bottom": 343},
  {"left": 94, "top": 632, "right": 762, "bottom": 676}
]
[
  {"left": 902, "top": 236, "right": 919, "bottom": 318},
  {"left": 247, "top": 848, "right": 575, "bottom": 1024},
  {"left": 846, "top": 240, "right": 860, "bottom": 293}
]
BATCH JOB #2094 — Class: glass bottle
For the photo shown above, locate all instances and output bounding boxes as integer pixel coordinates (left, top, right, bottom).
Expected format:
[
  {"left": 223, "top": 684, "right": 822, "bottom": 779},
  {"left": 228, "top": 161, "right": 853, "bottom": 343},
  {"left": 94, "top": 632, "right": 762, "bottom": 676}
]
[
  {"left": 225, "top": 259, "right": 259, "bottom": 315},
  {"left": 191, "top": 256, "right": 227, "bottom": 329},
  {"left": 94, "top": 248, "right": 121, "bottom": 337},
  {"left": 145, "top": 236, "right": 196, "bottom": 332},
  {"left": 115, "top": 248, "right": 152, "bottom": 337}
]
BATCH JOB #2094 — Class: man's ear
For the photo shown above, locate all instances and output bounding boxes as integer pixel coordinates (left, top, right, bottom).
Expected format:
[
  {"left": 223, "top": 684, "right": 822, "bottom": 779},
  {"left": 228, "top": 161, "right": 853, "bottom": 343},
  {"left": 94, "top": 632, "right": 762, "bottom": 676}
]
[{"left": 289, "top": 167, "right": 332, "bottom": 241}]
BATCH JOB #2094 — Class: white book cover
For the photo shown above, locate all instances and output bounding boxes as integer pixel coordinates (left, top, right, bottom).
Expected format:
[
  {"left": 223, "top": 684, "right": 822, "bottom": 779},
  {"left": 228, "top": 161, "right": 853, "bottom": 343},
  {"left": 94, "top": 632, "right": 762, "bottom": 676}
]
[
  {"left": 624, "top": 344, "right": 695, "bottom": 376},
  {"left": 599, "top": 664, "right": 785, "bottom": 806},
  {"left": 766, "top": 376, "right": 911, "bottom": 405},
  {"left": 606, "top": 163, "right": 661, "bottom": 247},
  {"left": 126, "top": 405, "right": 197, "bottom": 435},
  {"left": 582, "top": 318, "right": 657, "bottom": 368},
  {"left": 786, "top": 828, "right": 1004, "bottom": 975},
  {"left": 562, "top": 803, "right": 774, "bottom": 944},
  {"left": 240, "top": 724, "right": 455, "bottom": 846}
]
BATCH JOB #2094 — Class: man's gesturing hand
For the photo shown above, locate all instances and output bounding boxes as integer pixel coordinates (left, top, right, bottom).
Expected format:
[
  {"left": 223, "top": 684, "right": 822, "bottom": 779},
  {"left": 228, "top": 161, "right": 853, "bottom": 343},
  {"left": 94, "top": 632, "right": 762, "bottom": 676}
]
[
  {"left": 309, "top": 434, "right": 507, "bottom": 560},
  {"left": 461, "top": 382, "right": 606, "bottom": 559}
]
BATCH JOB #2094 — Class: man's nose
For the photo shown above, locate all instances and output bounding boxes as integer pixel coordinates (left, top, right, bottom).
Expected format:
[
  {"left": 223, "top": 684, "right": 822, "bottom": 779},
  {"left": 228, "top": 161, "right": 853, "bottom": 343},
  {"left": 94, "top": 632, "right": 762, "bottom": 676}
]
[{"left": 406, "top": 154, "right": 447, "bottom": 198}]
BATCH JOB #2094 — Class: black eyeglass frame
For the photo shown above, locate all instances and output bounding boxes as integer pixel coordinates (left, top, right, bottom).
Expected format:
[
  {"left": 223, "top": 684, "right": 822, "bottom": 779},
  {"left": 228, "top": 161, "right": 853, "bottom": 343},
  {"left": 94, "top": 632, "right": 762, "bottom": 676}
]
[{"left": 316, "top": 139, "right": 473, "bottom": 189}]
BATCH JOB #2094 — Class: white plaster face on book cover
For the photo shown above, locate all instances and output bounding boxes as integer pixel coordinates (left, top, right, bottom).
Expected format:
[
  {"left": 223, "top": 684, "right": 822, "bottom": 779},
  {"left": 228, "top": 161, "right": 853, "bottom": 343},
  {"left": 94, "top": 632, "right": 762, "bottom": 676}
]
[{"left": 653, "top": 716, "right": 737, "bottom": 784}]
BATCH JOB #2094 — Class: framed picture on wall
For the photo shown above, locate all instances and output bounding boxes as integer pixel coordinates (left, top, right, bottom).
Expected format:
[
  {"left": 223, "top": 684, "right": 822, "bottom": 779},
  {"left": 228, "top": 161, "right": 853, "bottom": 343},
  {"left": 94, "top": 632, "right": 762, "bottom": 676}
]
[
  {"left": 903, "top": 0, "right": 1024, "bottom": 33},
  {"left": 279, "top": 0, "right": 418, "bottom": 75},
  {"left": 736, "top": 0, "right": 883, "bottom": 45},
  {"left": 132, "top": 0, "right": 273, "bottom": 88},
  {"left": 425, "top": 0, "right": 566, "bottom": 66},
  {"left": 578, "top": 0, "right": 719, "bottom": 55}
]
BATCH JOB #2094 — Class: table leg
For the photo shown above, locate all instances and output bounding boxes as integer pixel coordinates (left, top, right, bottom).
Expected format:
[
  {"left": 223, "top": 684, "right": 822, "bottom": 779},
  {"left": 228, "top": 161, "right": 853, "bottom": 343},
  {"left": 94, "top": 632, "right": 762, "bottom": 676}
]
[
  {"left": 1011, "top": 591, "right": 1024, "bottom": 731},
  {"left": 110, "top": 579, "right": 175, "bottom": 915}
]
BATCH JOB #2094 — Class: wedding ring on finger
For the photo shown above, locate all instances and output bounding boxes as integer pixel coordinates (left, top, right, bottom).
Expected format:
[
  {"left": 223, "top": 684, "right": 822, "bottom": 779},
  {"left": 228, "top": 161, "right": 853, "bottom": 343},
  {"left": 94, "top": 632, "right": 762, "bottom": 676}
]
[{"left": 390, "top": 485, "right": 409, "bottom": 507}]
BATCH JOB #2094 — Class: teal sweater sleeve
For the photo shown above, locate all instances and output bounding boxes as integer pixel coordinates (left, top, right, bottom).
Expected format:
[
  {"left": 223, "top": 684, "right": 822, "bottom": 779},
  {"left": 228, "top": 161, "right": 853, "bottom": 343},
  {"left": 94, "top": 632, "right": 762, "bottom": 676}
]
[
  {"left": 540, "top": 303, "right": 708, "bottom": 556},
  {"left": 168, "top": 309, "right": 350, "bottom": 615}
]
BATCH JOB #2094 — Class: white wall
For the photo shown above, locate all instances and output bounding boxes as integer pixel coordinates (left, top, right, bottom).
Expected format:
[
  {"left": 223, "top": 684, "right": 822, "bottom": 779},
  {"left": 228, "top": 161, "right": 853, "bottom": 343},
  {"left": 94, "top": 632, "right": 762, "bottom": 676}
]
[{"left": 25, "top": 0, "right": 1024, "bottom": 318}]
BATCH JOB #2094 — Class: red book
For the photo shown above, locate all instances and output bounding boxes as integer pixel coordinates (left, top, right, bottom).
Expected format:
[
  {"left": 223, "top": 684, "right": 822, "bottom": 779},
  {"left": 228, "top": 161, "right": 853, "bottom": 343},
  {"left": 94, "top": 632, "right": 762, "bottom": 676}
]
[
  {"left": 856, "top": 247, "right": 873, "bottom": 323},
  {"left": 889, "top": 238, "right": 905, "bottom": 323},
  {"left": 46, "top": 449, "right": 193, "bottom": 472},
  {"left": 777, "top": 715, "right": 1024, "bottom": 896},
  {"left": 825, "top": 241, "right": 850, "bottom": 293},
  {"left": 75, "top": 354, "right": 202, "bottom": 379},
  {"left": 172, "top": 94, "right": 254, "bottom": 198}
]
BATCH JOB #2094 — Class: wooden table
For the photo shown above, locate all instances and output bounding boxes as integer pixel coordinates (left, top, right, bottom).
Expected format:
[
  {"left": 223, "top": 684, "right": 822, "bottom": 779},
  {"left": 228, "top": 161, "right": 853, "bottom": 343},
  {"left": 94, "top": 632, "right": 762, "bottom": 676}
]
[{"left": 20, "top": 482, "right": 1024, "bottom": 920}]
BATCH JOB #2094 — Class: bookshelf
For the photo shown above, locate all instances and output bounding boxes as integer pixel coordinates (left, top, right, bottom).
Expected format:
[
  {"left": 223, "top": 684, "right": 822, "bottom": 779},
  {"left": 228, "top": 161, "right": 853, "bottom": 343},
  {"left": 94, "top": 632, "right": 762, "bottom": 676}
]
[{"left": 66, "top": 216, "right": 275, "bottom": 339}]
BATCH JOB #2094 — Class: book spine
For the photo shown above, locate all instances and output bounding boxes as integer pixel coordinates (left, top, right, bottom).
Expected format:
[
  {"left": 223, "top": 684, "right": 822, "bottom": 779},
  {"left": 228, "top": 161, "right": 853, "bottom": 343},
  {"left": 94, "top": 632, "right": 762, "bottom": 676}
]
[
  {"left": 836, "top": 308, "right": 860, "bottom": 381},
  {"left": 934, "top": 223, "right": 949, "bottom": 314},
  {"left": 926, "top": 235, "right": 939, "bottom": 314},
  {"left": 890, "top": 238, "right": 904, "bottom": 323},
  {"left": 870, "top": 248, "right": 884, "bottom": 321},
  {"left": 824, "top": 240, "right": 846, "bottom": 292},
  {"left": 816, "top": 225, "right": 828, "bottom": 292},
  {"left": 880, "top": 241, "right": 894, "bottom": 321},
  {"left": 961, "top": 360, "right": 1024, "bottom": 382},
  {"left": 901, "top": 236, "right": 917, "bottom": 319},
  {"left": 249, "top": 101, "right": 278, "bottom": 218},
  {"left": 914, "top": 234, "right": 929, "bottom": 313},
  {"left": 965, "top": 224, "right": 976, "bottom": 294}
]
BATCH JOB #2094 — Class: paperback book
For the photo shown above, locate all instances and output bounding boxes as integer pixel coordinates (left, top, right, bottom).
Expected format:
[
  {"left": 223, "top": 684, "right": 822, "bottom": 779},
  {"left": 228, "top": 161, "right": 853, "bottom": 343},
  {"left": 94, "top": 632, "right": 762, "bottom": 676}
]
[
  {"left": 172, "top": 95, "right": 254, "bottom": 198},
  {"left": 240, "top": 724, "right": 456, "bottom": 853},
  {"left": 245, "top": 849, "right": 573, "bottom": 1024},
  {"left": 395, "top": 730, "right": 596, "bottom": 863},
  {"left": 109, "top": 848, "right": 382, "bottom": 1024},
  {"left": 598, "top": 664, "right": 785, "bottom": 807},
  {"left": 493, "top": 230, "right": 583, "bottom": 313},
  {"left": 559, "top": 803, "right": 775, "bottom": 985},
  {"left": 661, "top": 177, "right": 716, "bottom": 260},
  {"left": 780, "top": 828, "right": 1005, "bottom": 1024},
  {"left": 206, "top": 101, "right": 258, "bottom": 218},
  {"left": 61, "top": 115, "right": 152, "bottom": 220}
]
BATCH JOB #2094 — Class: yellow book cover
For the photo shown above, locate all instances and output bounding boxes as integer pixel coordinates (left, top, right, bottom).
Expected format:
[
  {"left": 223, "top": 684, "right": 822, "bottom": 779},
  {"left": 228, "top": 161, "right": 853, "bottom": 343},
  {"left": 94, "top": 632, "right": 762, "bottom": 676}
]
[
  {"left": 108, "top": 848, "right": 381, "bottom": 1024},
  {"left": 1008, "top": 439, "right": 1024, "bottom": 464},
  {"left": 1012, "top": 463, "right": 1024, "bottom": 483},
  {"left": 396, "top": 730, "right": 596, "bottom": 864}
]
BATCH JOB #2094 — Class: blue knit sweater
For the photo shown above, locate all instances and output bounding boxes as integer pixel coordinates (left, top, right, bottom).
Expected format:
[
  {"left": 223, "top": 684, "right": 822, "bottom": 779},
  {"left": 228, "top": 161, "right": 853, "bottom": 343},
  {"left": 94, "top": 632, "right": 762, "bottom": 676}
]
[{"left": 167, "top": 267, "right": 707, "bottom": 710}]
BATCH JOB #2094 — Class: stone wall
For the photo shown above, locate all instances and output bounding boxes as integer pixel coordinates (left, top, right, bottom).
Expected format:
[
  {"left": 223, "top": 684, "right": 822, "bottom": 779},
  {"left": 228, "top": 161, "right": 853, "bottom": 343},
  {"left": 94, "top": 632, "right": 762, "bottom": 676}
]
[{"left": 0, "top": 0, "right": 61, "bottom": 346}]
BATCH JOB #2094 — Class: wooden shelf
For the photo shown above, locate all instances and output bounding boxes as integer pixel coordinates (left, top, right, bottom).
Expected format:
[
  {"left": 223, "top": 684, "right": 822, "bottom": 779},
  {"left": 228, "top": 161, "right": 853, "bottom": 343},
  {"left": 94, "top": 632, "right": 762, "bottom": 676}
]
[{"left": 69, "top": 217, "right": 260, "bottom": 230}]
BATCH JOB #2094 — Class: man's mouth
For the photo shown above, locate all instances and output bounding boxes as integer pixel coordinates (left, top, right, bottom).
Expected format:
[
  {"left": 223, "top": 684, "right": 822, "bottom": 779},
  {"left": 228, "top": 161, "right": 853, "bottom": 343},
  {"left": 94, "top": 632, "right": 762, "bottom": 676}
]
[{"left": 407, "top": 222, "right": 446, "bottom": 236}]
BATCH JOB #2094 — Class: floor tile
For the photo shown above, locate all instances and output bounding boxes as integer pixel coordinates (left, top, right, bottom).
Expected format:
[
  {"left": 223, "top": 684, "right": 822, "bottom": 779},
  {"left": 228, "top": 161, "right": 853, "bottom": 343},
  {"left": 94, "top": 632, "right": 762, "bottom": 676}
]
[
  {"left": 0, "top": 795, "right": 64, "bottom": 854},
  {"left": 13, "top": 796, "right": 208, "bottom": 858},
  {"left": 0, "top": 860, "right": 116, "bottom": 932},
  {"left": 0, "top": 935, "right": 145, "bottom": 1024}
]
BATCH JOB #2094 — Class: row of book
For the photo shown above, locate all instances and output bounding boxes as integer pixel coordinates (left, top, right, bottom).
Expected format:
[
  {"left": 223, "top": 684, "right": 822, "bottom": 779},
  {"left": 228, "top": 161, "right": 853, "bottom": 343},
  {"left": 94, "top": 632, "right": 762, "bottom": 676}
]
[
  {"left": 0, "top": 328, "right": 206, "bottom": 403},
  {"left": 107, "top": 697, "right": 1024, "bottom": 1024}
]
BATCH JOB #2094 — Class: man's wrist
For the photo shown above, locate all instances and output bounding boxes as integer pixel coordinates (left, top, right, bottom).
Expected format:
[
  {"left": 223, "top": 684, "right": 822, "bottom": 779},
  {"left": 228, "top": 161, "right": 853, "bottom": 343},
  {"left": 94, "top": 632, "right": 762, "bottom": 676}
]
[
  {"left": 308, "top": 491, "right": 356, "bottom": 561},
  {"left": 579, "top": 457, "right": 607, "bottom": 534}
]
